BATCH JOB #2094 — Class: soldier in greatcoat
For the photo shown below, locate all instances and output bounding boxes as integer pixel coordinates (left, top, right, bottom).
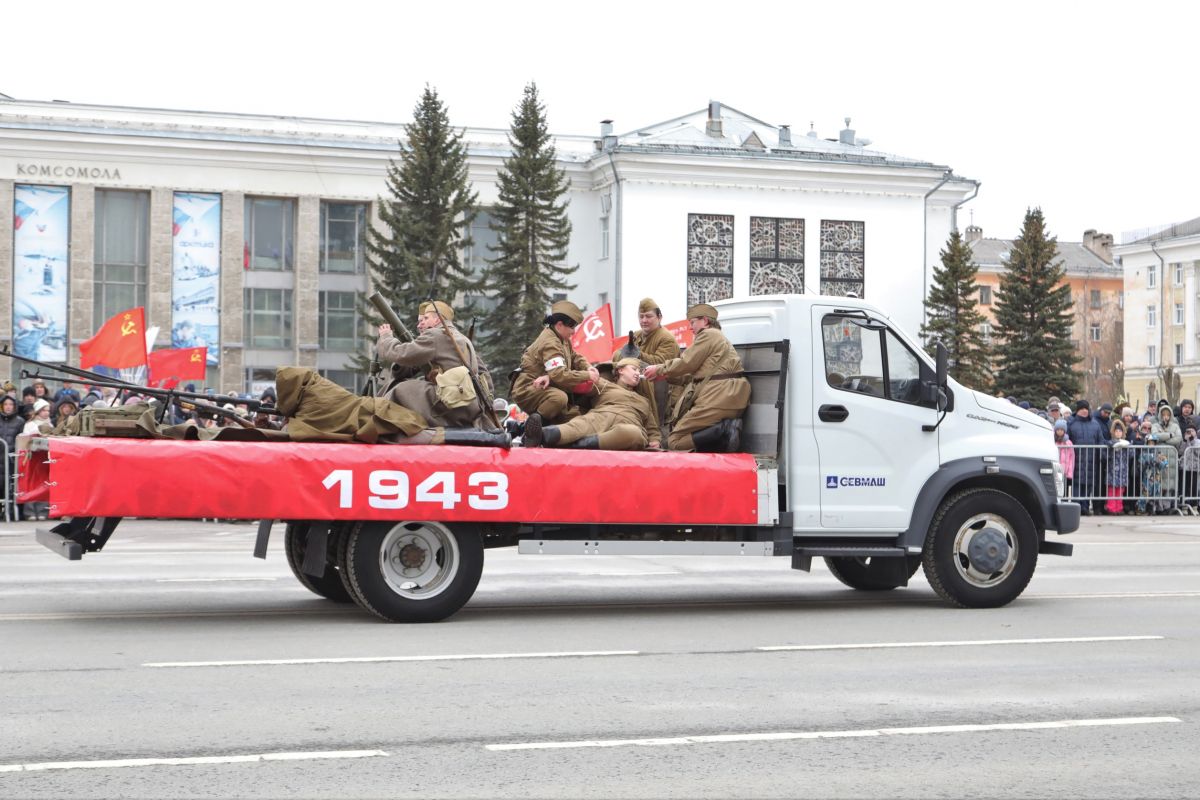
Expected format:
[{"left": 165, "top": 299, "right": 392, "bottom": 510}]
[
  {"left": 613, "top": 296, "right": 682, "bottom": 430},
  {"left": 644, "top": 303, "right": 750, "bottom": 452},
  {"left": 523, "top": 358, "right": 659, "bottom": 450},
  {"left": 377, "top": 300, "right": 493, "bottom": 431},
  {"left": 510, "top": 300, "right": 597, "bottom": 424}
]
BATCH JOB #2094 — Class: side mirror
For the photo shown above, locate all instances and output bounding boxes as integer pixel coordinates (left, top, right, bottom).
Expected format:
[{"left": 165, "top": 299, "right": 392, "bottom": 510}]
[{"left": 934, "top": 343, "right": 949, "bottom": 412}]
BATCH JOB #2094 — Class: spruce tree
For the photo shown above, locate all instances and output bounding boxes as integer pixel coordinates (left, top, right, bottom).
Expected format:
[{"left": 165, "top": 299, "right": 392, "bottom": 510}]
[
  {"left": 360, "top": 86, "right": 478, "bottom": 357},
  {"left": 920, "top": 230, "right": 991, "bottom": 391},
  {"left": 991, "top": 208, "right": 1080, "bottom": 405},
  {"left": 480, "top": 83, "right": 576, "bottom": 380}
]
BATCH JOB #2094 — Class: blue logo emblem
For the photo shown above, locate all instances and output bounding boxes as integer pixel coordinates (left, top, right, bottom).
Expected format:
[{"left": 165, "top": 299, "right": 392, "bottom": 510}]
[{"left": 826, "top": 475, "right": 838, "bottom": 489}]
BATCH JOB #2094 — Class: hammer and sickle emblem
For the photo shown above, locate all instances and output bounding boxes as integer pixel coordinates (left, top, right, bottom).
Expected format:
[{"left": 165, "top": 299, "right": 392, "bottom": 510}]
[
  {"left": 120, "top": 315, "right": 138, "bottom": 336},
  {"left": 581, "top": 316, "right": 605, "bottom": 343},
  {"left": 190, "top": 352, "right": 202, "bottom": 363}
]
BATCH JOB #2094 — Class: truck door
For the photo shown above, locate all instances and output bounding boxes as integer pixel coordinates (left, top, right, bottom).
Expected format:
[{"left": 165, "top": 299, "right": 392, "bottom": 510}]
[{"left": 812, "top": 308, "right": 940, "bottom": 530}]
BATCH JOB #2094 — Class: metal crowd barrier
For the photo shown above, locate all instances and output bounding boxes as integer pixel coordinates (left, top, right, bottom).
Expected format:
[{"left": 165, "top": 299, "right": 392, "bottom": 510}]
[
  {"left": 1061, "top": 443, "right": 1200, "bottom": 515},
  {"left": 2, "top": 442, "right": 10, "bottom": 522}
]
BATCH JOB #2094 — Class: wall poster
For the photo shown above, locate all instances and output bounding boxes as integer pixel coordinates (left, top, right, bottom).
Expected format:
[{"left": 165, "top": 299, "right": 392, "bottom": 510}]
[
  {"left": 13, "top": 184, "right": 70, "bottom": 361},
  {"left": 171, "top": 192, "right": 221, "bottom": 365}
]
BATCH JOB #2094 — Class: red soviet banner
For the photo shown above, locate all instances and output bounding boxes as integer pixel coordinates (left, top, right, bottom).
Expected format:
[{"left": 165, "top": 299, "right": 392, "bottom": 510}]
[
  {"left": 570, "top": 303, "right": 614, "bottom": 364},
  {"left": 79, "top": 307, "right": 148, "bottom": 370},
  {"left": 613, "top": 319, "right": 695, "bottom": 354},
  {"left": 148, "top": 347, "right": 208, "bottom": 389},
  {"left": 46, "top": 438, "right": 760, "bottom": 526}
]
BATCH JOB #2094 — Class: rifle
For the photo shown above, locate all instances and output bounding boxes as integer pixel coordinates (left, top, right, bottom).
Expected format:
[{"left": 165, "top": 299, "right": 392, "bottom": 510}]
[
  {"left": 368, "top": 291, "right": 416, "bottom": 343},
  {"left": 425, "top": 300, "right": 502, "bottom": 430}
]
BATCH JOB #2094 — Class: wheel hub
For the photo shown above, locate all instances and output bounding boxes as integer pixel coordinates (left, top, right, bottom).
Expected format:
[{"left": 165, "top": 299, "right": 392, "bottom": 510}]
[
  {"left": 967, "top": 528, "right": 1010, "bottom": 574},
  {"left": 397, "top": 541, "right": 428, "bottom": 570}
]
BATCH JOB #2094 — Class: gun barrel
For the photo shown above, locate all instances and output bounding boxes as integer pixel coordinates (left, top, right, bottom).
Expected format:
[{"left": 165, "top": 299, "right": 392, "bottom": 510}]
[{"left": 368, "top": 292, "right": 414, "bottom": 341}]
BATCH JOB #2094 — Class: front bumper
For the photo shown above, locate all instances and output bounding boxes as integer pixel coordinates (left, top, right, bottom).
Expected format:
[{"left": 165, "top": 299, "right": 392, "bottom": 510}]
[{"left": 1051, "top": 501, "right": 1081, "bottom": 535}]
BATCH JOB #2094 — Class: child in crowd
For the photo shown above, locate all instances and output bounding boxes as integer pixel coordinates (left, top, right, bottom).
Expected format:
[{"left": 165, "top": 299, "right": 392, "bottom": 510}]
[
  {"left": 1054, "top": 419, "right": 1073, "bottom": 499},
  {"left": 1107, "top": 418, "right": 1130, "bottom": 514}
]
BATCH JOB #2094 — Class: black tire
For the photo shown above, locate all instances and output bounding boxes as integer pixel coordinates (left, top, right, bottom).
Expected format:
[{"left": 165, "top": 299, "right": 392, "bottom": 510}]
[
  {"left": 824, "top": 555, "right": 922, "bottom": 591},
  {"left": 923, "top": 488, "right": 1038, "bottom": 608},
  {"left": 341, "top": 520, "right": 483, "bottom": 623},
  {"left": 284, "top": 522, "right": 355, "bottom": 603}
]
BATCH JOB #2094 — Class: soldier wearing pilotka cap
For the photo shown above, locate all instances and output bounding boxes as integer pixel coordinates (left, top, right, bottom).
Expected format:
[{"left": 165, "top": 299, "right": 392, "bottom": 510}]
[
  {"left": 510, "top": 300, "right": 598, "bottom": 424},
  {"left": 644, "top": 303, "right": 750, "bottom": 452},
  {"left": 613, "top": 296, "right": 682, "bottom": 429},
  {"left": 523, "top": 357, "right": 659, "bottom": 450}
]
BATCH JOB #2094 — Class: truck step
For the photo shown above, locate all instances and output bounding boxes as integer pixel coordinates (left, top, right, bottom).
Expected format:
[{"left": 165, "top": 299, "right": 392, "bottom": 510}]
[
  {"left": 793, "top": 545, "right": 908, "bottom": 558},
  {"left": 36, "top": 528, "right": 83, "bottom": 561}
]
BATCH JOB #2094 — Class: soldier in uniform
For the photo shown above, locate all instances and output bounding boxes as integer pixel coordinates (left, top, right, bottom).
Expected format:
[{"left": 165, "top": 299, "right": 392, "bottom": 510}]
[
  {"left": 644, "top": 303, "right": 750, "bottom": 452},
  {"left": 377, "top": 300, "right": 494, "bottom": 430},
  {"left": 510, "top": 300, "right": 597, "bottom": 423},
  {"left": 523, "top": 358, "right": 659, "bottom": 450},
  {"left": 613, "top": 297, "right": 682, "bottom": 429}
]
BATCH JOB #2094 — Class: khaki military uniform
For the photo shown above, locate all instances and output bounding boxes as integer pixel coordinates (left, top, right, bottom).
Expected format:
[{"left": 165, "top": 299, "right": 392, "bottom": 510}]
[
  {"left": 511, "top": 328, "right": 591, "bottom": 423},
  {"left": 660, "top": 327, "right": 751, "bottom": 451},
  {"left": 616, "top": 325, "right": 682, "bottom": 430},
  {"left": 554, "top": 377, "right": 659, "bottom": 450},
  {"left": 275, "top": 367, "right": 427, "bottom": 443},
  {"left": 377, "top": 324, "right": 491, "bottom": 429}
]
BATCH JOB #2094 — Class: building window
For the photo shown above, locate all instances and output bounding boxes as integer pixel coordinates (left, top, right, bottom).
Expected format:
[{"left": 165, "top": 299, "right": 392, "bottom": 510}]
[
  {"left": 93, "top": 189, "right": 149, "bottom": 328},
  {"left": 1089, "top": 324, "right": 1101, "bottom": 342},
  {"left": 600, "top": 213, "right": 610, "bottom": 260},
  {"left": 1174, "top": 262, "right": 1184, "bottom": 286},
  {"left": 1090, "top": 289, "right": 1101, "bottom": 309},
  {"left": 245, "top": 368, "right": 276, "bottom": 396},
  {"left": 979, "top": 285, "right": 992, "bottom": 305},
  {"left": 979, "top": 322, "right": 992, "bottom": 344},
  {"left": 319, "top": 369, "right": 361, "bottom": 394},
  {"left": 686, "top": 213, "right": 734, "bottom": 307},
  {"left": 463, "top": 208, "right": 501, "bottom": 316},
  {"left": 244, "top": 197, "right": 295, "bottom": 271},
  {"left": 1175, "top": 303, "right": 1184, "bottom": 325},
  {"left": 318, "top": 291, "right": 359, "bottom": 350},
  {"left": 1176, "top": 343, "right": 1184, "bottom": 364},
  {"left": 1147, "top": 305, "right": 1157, "bottom": 328},
  {"left": 243, "top": 288, "right": 293, "bottom": 348},
  {"left": 749, "top": 216, "right": 804, "bottom": 296},
  {"left": 320, "top": 202, "right": 366, "bottom": 273},
  {"left": 819, "top": 220, "right": 865, "bottom": 297},
  {"left": 1148, "top": 345, "right": 1157, "bottom": 366},
  {"left": 1148, "top": 264, "right": 1157, "bottom": 288}
]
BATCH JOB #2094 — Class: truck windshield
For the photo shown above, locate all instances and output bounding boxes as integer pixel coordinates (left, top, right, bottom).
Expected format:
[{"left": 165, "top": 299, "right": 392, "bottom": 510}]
[{"left": 821, "top": 314, "right": 932, "bottom": 406}]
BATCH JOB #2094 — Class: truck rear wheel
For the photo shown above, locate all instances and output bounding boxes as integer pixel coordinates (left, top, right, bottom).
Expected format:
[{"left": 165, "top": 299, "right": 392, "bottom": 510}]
[
  {"left": 340, "top": 520, "right": 483, "bottom": 623},
  {"left": 923, "top": 488, "right": 1038, "bottom": 608},
  {"left": 824, "top": 555, "right": 921, "bottom": 591},
  {"left": 284, "top": 522, "right": 354, "bottom": 604}
]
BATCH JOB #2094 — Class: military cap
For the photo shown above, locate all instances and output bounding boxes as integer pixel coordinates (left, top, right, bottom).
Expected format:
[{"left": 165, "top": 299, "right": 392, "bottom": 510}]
[
  {"left": 687, "top": 303, "right": 719, "bottom": 321},
  {"left": 638, "top": 297, "right": 661, "bottom": 315},
  {"left": 614, "top": 357, "right": 643, "bottom": 371},
  {"left": 550, "top": 300, "right": 584, "bottom": 325},
  {"left": 419, "top": 300, "right": 455, "bottom": 321}
]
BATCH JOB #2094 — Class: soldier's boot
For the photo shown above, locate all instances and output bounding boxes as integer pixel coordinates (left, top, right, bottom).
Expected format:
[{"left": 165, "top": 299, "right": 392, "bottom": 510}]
[
  {"left": 564, "top": 435, "right": 599, "bottom": 450},
  {"left": 522, "top": 414, "right": 561, "bottom": 447},
  {"left": 692, "top": 418, "right": 740, "bottom": 453},
  {"left": 443, "top": 428, "right": 512, "bottom": 448}
]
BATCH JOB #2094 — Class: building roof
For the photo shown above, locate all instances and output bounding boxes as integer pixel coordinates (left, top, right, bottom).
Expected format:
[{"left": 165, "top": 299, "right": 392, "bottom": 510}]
[
  {"left": 1120, "top": 215, "right": 1200, "bottom": 245},
  {"left": 969, "top": 237, "right": 1120, "bottom": 277}
]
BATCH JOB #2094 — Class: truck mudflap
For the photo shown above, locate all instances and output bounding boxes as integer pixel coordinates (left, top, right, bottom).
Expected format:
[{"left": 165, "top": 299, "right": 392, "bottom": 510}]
[
  {"left": 1050, "top": 501, "right": 1081, "bottom": 535},
  {"left": 41, "top": 438, "right": 762, "bottom": 526}
]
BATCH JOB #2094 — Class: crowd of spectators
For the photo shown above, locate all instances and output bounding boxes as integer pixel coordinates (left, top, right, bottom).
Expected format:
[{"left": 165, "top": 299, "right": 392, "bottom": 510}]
[
  {"left": 1, "top": 379, "right": 278, "bottom": 521},
  {"left": 1022, "top": 394, "right": 1200, "bottom": 515}
]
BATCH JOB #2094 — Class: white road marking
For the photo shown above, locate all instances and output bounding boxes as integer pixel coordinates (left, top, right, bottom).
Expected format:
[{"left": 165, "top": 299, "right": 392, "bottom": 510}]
[
  {"left": 485, "top": 716, "right": 1181, "bottom": 751},
  {"left": 144, "top": 650, "right": 640, "bottom": 668},
  {"left": 0, "top": 749, "right": 386, "bottom": 773},
  {"left": 573, "top": 571, "right": 680, "bottom": 577},
  {"left": 757, "top": 635, "right": 1163, "bottom": 652},
  {"left": 1078, "top": 541, "right": 1200, "bottom": 545},
  {"left": 155, "top": 577, "right": 278, "bottom": 583},
  {"left": 1039, "top": 592, "right": 1200, "bottom": 599}
]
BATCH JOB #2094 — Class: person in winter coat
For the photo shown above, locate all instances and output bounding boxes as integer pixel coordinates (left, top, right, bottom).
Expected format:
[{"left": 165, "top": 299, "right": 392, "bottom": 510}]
[
  {"left": 1150, "top": 404, "right": 1183, "bottom": 501},
  {"left": 1177, "top": 400, "right": 1196, "bottom": 435},
  {"left": 1180, "top": 425, "right": 1200, "bottom": 508},
  {"left": 0, "top": 396, "right": 24, "bottom": 456},
  {"left": 1054, "top": 419, "right": 1074, "bottom": 499},
  {"left": 1067, "top": 399, "right": 1106, "bottom": 514},
  {"left": 1107, "top": 418, "right": 1131, "bottom": 514}
]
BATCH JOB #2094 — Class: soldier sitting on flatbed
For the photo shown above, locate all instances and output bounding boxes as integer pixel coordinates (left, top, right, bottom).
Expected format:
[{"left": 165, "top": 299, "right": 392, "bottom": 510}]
[
  {"left": 522, "top": 358, "right": 659, "bottom": 450},
  {"left": 510, "top": 300, "right": 597, "bottom": 424}
]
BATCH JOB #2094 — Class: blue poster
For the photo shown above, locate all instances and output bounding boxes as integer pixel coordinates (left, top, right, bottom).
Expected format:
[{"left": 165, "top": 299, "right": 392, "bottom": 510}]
[
  {"left": 171, "top": 192, "right": 221, "bottom": 365},
  {"left": 13, "top": 185, "right": 70, "bottom": 361}
]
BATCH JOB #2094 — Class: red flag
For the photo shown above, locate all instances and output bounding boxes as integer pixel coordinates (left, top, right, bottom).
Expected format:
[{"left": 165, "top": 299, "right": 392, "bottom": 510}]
[
  {"left": 665, "top": 319, "right": 695, "bottom": 349},
  {"left": 79, "top": 307, "right": 149, "bottom": 369},
  {"left": 148, "top": 347, "right": 208, "bottom": 389},
  {"left": 570, "top": 303, "right": 615, "bottom": 364}
]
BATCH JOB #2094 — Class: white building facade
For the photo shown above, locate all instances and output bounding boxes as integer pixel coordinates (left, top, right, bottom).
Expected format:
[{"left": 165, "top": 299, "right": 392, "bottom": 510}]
[
  {"left": 1115, "top": 217, "right": 1200, "bottom": 407},
  {"left": 1, "top": 96, "right": 976, "bottom": 392}
]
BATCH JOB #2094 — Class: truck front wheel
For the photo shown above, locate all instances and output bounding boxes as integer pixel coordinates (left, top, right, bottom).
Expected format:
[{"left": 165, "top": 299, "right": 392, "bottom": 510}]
[
  {"left": 340, "top": 520, "right": 483, "bottom": 622},
  {"left": 923, "top": 488, "right": 1038, "bottom": 608}
]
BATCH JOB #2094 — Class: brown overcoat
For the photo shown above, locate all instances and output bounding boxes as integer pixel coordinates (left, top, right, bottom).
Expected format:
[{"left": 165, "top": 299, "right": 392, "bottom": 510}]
[
  {"left": 377, "top": 323, "right": 491, "bottom": 428},
  {"left": 511, "top": 328, "right": 591, "bottom": 419},
  {"left": 660, "top": 327, "right": 750, "bottom": 421},
  {"left": 275, "top": 367, "right": 427, "bottom": 443}
]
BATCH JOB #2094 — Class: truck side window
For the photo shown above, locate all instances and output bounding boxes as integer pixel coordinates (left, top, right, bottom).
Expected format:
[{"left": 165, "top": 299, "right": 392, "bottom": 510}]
[{"left": 822, "top": 315, "right": 933, "bottom": 406}]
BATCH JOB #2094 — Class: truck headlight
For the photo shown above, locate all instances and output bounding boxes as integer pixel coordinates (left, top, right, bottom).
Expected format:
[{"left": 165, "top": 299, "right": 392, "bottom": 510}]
[{"left": 1052, "top": 462, "right": 1065, "bottom": 499}]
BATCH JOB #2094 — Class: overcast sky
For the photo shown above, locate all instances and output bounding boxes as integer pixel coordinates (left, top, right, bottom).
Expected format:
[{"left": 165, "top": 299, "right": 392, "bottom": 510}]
[{"left": 4, "top": 0, "right": 1196, "bottom": 243}]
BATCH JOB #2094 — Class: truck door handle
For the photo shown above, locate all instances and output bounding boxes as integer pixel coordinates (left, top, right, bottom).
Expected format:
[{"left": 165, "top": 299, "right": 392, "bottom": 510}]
[{"left": 819, "top": 404, "right": 849, "bottom": 423}]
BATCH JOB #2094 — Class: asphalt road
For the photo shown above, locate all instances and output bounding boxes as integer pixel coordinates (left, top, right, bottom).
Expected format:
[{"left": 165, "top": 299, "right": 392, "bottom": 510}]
[{"left": 1, "top": 516, "right": 1198, "bottom": 798}]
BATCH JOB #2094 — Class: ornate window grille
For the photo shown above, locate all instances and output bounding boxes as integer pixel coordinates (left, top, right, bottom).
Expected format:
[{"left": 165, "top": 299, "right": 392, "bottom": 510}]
[
  {"left": 819, "top": 220, "right": 865, "bottom": 298},
  {"left": 686, "top": 213, "right": 734, "bottom": 307},
  {"left": 750, "top": 217, "right": 805, "bottom": 296}
]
